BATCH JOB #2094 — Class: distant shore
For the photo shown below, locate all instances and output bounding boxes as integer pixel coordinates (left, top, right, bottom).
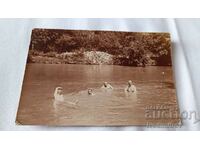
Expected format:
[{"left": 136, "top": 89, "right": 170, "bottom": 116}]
[{"left": 28, "top": 50, "right": 171, "bottom": 67}]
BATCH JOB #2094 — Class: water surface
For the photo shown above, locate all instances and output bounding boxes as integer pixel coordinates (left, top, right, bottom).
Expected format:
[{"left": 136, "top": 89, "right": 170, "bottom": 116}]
[{"left": 17, "top": 64, "right": 180, "bottom": 126}]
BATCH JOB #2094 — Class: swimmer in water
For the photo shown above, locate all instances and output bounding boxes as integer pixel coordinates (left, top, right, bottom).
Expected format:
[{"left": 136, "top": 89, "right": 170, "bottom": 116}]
[
  {"left": 88, "top": 88, "right": 95, "bottom": 96},
  {"left": 54, "top": 87, "right": 64, "bottom": 102},
  {"left": 53, "top": 87, "right": 78, "bottom": 109},
  {"left": 101, "top": 82, "right": 113, "bottom": 90},
  {"left": 124, "top": 80, "right": 137, "bottom": 93}
]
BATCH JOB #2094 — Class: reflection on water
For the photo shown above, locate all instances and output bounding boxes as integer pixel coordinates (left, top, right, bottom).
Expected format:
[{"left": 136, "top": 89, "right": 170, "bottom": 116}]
[{"left": 17, "top": 64, "right": 179, "bottom": 125}]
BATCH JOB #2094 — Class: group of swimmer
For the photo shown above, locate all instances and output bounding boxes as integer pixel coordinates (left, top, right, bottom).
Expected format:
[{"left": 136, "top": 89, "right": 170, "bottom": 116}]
[
  {"left": 53, "top": 80, "right": 136, "bottom": 108},
  {"left": 88, "top": 80, "right": 136, "bottom": 95}
]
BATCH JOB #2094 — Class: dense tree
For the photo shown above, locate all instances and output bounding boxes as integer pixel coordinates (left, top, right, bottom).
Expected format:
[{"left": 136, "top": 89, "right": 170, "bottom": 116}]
[{"left": 29, "top": 29, "right": 172, "bottom": 66}]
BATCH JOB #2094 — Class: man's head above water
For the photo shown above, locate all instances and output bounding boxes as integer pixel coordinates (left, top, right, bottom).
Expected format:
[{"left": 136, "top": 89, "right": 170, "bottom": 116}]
[
  {"left": 128, "top": 80, "right": 133, "bottom": 86},
  {"left": 103, "top": 82, "right": 108, "bottom": 87},
  {"left": 56, "top": 87, "right": 63, "bottom": 95},
  {"left": 88, "top": 88, "right": 94, "bottom": 95}
]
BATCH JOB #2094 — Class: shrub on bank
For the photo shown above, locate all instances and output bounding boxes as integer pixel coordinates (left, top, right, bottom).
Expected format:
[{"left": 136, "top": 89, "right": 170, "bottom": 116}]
[{"left": 27, "top": 49, "right": 171, "bottom": 66}]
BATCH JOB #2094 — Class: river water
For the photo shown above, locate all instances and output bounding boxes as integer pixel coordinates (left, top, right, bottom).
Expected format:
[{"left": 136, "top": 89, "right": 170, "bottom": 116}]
[{"left": 17, "top": 64, "right": 180, "bottom": 126}]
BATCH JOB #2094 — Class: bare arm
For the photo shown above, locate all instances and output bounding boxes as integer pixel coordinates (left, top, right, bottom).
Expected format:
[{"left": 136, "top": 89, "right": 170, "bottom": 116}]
[{"left": 109, "top": 84, "right": 113, "bottom": 89}]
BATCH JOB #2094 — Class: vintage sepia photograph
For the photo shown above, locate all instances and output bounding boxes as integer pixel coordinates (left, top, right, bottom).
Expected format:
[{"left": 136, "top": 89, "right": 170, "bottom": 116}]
[{"left": 16, "top": 29, "right": 180, "bottom": 126}]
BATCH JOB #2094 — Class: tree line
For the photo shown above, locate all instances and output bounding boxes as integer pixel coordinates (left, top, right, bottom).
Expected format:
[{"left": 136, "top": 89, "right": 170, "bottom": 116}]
[{"left": 29, "top": 28, "right": 172, "bottom": 66}]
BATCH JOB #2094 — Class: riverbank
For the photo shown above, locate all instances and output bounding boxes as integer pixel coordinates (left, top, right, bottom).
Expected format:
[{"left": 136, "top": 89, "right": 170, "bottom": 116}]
[
  {"left": 28, "top": 50, "right": 114, "bottom": 65},
  {"left": 28, "top": 50, "right": 160, "bottom": 66}
]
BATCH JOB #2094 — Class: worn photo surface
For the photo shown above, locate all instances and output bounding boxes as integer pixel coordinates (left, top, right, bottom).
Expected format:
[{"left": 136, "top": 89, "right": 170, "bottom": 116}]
[{"left": 16, "top": 29, "right": 180, "bottom": 126}]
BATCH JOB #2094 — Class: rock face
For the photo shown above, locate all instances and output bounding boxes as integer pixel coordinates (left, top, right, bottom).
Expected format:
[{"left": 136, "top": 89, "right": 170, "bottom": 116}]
[{"left": 83, "top": 51, "right": 113, "bottom": 65}]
